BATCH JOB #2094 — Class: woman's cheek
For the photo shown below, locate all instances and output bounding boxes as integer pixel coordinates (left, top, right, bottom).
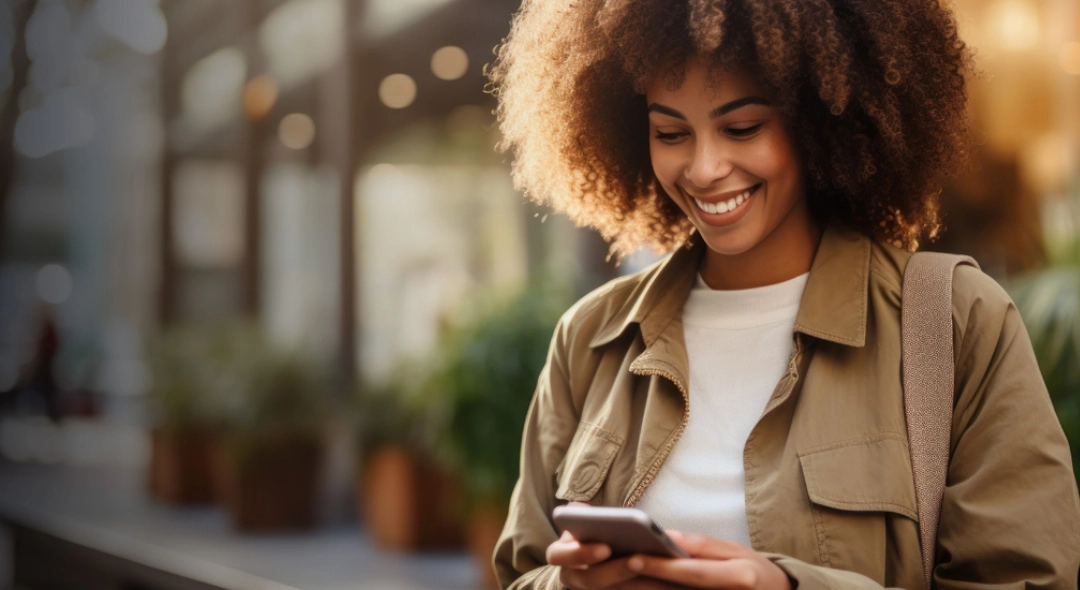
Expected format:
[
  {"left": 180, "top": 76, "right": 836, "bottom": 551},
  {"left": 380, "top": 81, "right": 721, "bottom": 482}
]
[{"left": 757, "top": 132, "right": 800, "bottom": 178}]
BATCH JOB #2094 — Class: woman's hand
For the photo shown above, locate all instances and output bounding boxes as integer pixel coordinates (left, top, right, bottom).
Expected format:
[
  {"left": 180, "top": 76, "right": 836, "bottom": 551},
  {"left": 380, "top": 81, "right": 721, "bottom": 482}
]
[
  {"left": 625, "top": 530, "right": 793, "bottom": 590},
  {"left": 547, "top": 529, "right": 683, "bottom": 589},
  {"left": 546, "top": 514, "right": 793, "bottom": 590}
]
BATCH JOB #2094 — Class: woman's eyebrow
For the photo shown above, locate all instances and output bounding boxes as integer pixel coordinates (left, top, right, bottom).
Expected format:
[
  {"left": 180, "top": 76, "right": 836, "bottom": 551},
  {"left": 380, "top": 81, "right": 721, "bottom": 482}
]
[
  {"left": 647, "top": 96, "right": 771, "bottom": 121},
  {"left": 710, "top": 96, "right": 771, "bottom": 117},
  {"left": 647, "top": 104, "right": 687, "bottom": 120}
]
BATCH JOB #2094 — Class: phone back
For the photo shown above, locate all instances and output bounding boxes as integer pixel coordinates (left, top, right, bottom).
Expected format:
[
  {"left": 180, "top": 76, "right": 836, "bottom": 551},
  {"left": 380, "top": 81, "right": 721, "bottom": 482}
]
[{"left": 552, "top": 506, "right": 688, "bottom": 559}]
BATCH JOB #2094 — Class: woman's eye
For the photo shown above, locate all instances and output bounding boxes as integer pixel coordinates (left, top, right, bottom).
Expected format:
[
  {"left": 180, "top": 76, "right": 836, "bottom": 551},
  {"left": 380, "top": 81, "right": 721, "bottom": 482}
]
[
  {"left": 654, "top": 131, "right": 687, "bottom": 142},
  {"left": 726, "top": 124, "right": 763, "bottom": 137}
]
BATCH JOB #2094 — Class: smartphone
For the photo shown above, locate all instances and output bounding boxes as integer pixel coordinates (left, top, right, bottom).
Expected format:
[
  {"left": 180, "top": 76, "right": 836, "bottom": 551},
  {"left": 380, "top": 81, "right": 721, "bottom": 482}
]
[{"left": 552, "top": 505, "right": 690, "bottom": 559}]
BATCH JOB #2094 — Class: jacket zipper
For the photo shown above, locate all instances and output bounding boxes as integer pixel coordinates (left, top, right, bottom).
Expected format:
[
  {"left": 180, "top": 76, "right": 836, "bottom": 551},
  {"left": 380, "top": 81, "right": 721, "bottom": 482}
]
[
  {"left": 622, "top": 335, "right": 805, "bottom": 508},
  {"left": 623, "top": 366, "right": 690, "bottom": 507}
]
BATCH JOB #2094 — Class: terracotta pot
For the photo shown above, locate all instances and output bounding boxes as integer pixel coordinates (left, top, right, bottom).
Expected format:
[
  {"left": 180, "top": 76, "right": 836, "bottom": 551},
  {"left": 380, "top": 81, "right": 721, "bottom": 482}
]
[
  {"left": 217, "top": 437, "right": 323, "bottom": 531},
  {"left": 148, "top": 427, "right": 216, "bottom": 505},
  {"left": 466, "top": 502, "right": 507, "bottom": 590},
  {"left": 359, "top": 445, "right": 464, "bottom": 551}
]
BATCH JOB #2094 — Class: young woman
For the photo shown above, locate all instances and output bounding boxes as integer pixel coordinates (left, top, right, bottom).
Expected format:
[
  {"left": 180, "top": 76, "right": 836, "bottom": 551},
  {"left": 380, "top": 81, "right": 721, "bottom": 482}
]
[{"left": 488, "top": 1, "right": 1080, "bottom": 589}]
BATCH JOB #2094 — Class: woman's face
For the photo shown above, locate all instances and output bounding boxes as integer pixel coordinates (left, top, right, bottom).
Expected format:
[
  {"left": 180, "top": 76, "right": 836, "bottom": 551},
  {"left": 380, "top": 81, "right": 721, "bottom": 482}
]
[{"left": 647, "top": 61, "right": 814, "bottom": 264}]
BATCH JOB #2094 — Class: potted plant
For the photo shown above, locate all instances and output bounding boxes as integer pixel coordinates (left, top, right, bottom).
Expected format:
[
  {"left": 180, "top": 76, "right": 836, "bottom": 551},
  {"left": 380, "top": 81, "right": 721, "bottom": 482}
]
[
  {"left": 211, "top": 327, "right": 332, "bottom": 531},
  {"left": 424, "top": 283, "right": 568, "bottom": 588},
  {"left": 354, "top": 378, "right": 464, "bottom": 551},
  {"left": 145, "top": 328, "right": 221, "bottom": 505}
]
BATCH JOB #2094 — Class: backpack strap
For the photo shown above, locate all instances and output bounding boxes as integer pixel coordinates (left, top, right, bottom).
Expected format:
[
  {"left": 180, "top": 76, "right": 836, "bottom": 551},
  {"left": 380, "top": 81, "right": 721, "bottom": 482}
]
[{"left": 901, "top": 252, "right": 979, "bottom": 590}]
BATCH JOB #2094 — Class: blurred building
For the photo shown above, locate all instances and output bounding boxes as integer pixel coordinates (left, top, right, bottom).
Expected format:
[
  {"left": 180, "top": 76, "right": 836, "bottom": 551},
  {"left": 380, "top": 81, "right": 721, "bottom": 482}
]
[
  {"left": 0, "top": 0, "right": 622, "bottom": 405},
  {"left": 0, "top": 1, "right": 619, "bottom": 587},
  {"left": 158, "top": 0, "right": 609, "bottom": 387}
]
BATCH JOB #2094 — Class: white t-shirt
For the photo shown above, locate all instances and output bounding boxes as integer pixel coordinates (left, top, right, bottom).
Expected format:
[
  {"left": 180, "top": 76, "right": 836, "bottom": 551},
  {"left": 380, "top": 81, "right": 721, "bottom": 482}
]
[{"left": 636, "top": 271, "right": 809, "bottom": 545}]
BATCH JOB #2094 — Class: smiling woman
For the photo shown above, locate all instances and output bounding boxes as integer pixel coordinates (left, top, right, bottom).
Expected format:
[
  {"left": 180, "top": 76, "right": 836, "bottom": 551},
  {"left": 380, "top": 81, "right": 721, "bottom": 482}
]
[{"left": 487, "top": 1, "right": 1080, "bottom": 590}]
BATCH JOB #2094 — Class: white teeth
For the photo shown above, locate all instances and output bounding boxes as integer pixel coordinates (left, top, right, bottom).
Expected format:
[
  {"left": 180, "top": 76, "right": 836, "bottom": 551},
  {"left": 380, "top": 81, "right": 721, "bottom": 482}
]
[{"left": 694, "top": 187, "right": 753, "bottom": 215}]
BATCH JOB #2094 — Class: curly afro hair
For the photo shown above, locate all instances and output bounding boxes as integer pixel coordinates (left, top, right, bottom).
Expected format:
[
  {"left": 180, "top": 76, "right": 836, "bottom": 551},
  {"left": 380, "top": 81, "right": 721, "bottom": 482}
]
[{"left": 488, "top": 0, "right": 974, "bottom": 256}]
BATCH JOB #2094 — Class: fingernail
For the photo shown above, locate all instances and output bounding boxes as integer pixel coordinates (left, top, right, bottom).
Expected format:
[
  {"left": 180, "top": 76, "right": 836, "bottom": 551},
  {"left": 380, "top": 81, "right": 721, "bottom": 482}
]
[
  {"left": 596, "top": 546, "right": 611, "bottom": 560},
  {"left": 628, "top": 556, "right": 643, "bottom": 571}
]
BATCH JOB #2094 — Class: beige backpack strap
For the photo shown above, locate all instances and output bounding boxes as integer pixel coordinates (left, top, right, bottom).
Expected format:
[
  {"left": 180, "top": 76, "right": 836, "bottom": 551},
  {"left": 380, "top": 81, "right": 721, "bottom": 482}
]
[{"left": 901, "top": 251, "right": 979, "bottom": 590}]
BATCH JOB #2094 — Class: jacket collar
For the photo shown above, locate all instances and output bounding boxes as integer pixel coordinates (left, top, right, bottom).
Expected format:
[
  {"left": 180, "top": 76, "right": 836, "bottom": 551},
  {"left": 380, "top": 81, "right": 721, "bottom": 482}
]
[
  {"left": 794, "top": 223, "right": 871, "bottom": 347},
  {"left": 588, "top": 223, "right": 871, "bottom": 349}
]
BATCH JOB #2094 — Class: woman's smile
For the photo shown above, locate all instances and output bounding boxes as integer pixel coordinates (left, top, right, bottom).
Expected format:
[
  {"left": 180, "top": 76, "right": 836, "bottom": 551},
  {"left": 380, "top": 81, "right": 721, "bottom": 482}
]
[{"left": 688, "top": 183, "right": 760, "bottom": 224}]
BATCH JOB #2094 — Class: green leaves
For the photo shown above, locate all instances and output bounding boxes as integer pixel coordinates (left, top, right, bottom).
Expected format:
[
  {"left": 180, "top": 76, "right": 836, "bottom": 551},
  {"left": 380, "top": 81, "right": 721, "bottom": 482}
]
[
  {"left": 423, "top": 281, "right": 569, "bottom": 509},
  {"left": 1011, "top": 232, "right": 1080, "bottom": 482},
  {"left": 1012, "top": 268, "right": 1080, "bottom": 396},
  {"left": 147, "top": 322, "right": 331, "bottom": 449}
]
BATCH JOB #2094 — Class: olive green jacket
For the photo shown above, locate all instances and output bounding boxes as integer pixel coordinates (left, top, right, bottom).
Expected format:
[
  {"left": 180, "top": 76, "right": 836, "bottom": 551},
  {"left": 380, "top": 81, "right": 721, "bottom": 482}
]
[{"left": 494, "top": 224, "right": 1080, "bottom": 590}]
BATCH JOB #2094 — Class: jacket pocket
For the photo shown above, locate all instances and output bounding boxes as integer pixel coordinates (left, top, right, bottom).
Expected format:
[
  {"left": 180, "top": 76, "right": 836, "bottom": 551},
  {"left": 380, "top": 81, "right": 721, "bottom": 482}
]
[
  {"left": 797, "top": 434, "right": 919, "bottom": 583},
  {"left": 555, "top": 422, "right": 623, "bottom": 503},
  {"left": 799, "top": 435, "right": 918, "bottom": 520}
]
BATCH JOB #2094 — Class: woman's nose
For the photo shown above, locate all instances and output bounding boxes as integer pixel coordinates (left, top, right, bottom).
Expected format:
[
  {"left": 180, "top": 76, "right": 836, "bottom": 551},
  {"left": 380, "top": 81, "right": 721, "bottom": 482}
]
[{"left": 684, "top": 137, "right": 733, "bottom": 189}]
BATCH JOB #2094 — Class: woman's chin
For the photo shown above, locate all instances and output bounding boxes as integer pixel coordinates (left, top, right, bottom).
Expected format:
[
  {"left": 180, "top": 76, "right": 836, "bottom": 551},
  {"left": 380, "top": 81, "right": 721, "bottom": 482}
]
[{"left": 695, "top": 224, "right": 761, "bottom": 257}]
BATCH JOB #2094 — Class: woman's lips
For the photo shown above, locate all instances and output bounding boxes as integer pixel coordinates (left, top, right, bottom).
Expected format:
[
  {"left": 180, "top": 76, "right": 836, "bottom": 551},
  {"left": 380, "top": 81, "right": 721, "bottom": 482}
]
[{"left": 690, "top": 183, "right": 760, "bottom": 225}]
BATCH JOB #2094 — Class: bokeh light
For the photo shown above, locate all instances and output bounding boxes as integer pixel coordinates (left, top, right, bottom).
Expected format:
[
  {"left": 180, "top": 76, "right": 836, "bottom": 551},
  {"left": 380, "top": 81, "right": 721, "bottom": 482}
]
[
  {"left": 94, "top": 0, "right": 168, "bottom": 55},
  {"left": 278, "top": 113, "right": 316, "bottom": 149},
  {"left": 243, "top": 75, "right": 279, "bottom": 121},
  {"left": 25, "top": 1, "right": 71, "bottom": 63},
  {"left": 259, "top": 0, "right": 344, "bottom": 90},
  {"left": 1021, "top": 133, "right": 1076, "bottom": 195},
  {"left": 35, "top": 264, "right": 73, "bottom": 305},
  {"left": 25, "top": 1, "right": 74, "bottom": 98},
  {"left": 991, "top": 0, "right": 1040, "bottom": 51},
  {"left": 431, "top": 46, "right": 469, "bottom": 80},
  {"left": 181, "top": 46, "right": 246, "bottom": 134},
  {"left": 378, "top": 73, "right": 417, "bottom": 109},
  {"left": 367, "top": 162, "right": 403, "bottom": 183},
  {"left": 15, "top": 89, "right": 97, "bottom": 158}
]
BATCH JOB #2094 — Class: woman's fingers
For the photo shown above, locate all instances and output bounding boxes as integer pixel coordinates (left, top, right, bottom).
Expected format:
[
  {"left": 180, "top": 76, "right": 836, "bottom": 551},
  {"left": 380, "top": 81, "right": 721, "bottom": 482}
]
[
  {"left": 546, "top": 531, "right": 612, "bottom": 569},
  {"left": 558, "top": 557, "right": 641, "bottom": 589},
  {"left": 627, "top": 555, "right": 762, "bottom": 589},
  {"left": 667, "top": 530, "right": 758, "bottom": 560}
]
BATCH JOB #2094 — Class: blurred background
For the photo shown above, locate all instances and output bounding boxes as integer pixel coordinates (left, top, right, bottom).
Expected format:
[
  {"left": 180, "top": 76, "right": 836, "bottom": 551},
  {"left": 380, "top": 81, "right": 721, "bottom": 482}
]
[{"left": 0, "top": 0, "right": 1077, "bottom": 588}]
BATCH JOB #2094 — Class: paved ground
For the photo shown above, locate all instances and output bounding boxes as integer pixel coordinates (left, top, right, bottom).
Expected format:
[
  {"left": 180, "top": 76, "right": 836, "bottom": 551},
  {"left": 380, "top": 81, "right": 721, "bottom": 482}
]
[{"left": 0, "top": 463, "right": 479, "bottom": 590}]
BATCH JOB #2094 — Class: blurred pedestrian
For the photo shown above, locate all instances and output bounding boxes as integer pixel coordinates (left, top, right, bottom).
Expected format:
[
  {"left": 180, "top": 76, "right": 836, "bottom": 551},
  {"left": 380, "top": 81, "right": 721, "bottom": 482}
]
[{"left": 23, "top": 304, "right": 61, "bottom": 422}]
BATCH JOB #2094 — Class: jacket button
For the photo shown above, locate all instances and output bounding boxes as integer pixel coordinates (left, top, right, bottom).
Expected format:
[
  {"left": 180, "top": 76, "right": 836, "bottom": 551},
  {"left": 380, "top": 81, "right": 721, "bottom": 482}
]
[{"left": 572, "top": 462, "right": 601, "bottom": 494}]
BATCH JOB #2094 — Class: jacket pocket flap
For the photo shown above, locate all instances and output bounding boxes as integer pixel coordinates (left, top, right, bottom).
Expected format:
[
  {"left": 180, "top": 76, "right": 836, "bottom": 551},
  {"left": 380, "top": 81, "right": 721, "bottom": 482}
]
[
  {"left": 555, "top": 423, "right": 622, "bottom": 502},
  {"left": 798, "top": 436, "right": 918, "bottom": 521}
]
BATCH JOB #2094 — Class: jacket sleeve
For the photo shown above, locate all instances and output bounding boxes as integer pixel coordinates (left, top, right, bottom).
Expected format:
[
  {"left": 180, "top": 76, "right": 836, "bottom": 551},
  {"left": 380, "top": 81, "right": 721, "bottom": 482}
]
[
  {"left": 772, "top": 268, "right": 1080, "bottom": 589},
  {"left": 494, "top": 313, "right": 583, "bottom": 590}
]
